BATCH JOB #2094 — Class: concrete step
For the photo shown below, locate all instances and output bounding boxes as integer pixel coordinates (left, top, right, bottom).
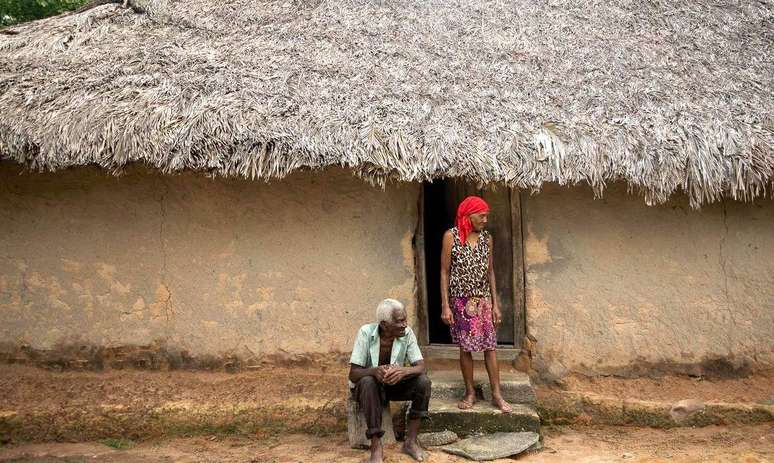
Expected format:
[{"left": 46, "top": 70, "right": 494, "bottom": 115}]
[
  {"left": 404, "top": 398, "right": 541, "bottom": 437},
  {"left": 429, "top": 370, "right": 536, "bottom": 404}
]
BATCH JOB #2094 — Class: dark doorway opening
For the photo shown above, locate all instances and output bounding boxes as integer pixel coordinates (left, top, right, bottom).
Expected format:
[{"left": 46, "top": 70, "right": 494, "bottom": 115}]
[
  {"left": 423, "top": 181, "right": 456, "bottom": 344},
  {"left": 421, "top": 180, "right": 524, "bottom": 346}
]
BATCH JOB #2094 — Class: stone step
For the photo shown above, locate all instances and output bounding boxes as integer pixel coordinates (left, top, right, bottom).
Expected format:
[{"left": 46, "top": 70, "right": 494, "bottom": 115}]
[
  {"left": 428, "top": 370, "right": 536, "bottom": 404},
  {"left": 415, "top": 398, "right": 541, "bottom": 437}
]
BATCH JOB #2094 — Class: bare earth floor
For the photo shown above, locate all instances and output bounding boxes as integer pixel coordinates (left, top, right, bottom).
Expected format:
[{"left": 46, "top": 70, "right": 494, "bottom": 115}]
[
  {"left": 1, "top": 365, "right": 772, "bottom": 461},
  {"left": 552, "top": 372, "right": 774, "bottom": 403},
  {"left": 0, "top": 425, "right": 773, "bottom": 463},
  {"left": 2, "top": 365, "right": 772, "bottom": 413}
]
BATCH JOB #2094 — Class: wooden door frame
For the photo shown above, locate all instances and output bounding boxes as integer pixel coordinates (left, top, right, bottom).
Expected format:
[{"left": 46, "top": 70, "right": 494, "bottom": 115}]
[
  {"left": 413, "top": 183, "right": 526, "bottom": 349},
  {"left": 414, "top": 185, "right": 430, "bottom": 346},
  {"left": 509, "top": 188, "right": 527, "bottom": 347}
]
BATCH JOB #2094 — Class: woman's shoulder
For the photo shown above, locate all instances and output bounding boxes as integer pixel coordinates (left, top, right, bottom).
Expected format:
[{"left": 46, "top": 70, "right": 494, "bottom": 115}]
[{"left": 443, "top": 227, "right": 458, "bottom": 244}]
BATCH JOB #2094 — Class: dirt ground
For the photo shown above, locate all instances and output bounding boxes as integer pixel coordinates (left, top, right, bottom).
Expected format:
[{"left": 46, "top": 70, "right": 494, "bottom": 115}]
[
  {"left": 0, "top": 424, "right": 772, "bottom": 463},
  {"left": 551, "top": 371, "right": 774, "bottom": 403},
  {"left": 0, "top": 365, "right": 346, "bottom": 411},
  {"left": 3, "top": 365, "right": 772, "bottom": 414},
  {"left": 0, "top": 364, "right": 351, "bottom": 442},
  {"left": 1, "top": 365, "right": 773, "bottom": 461}
]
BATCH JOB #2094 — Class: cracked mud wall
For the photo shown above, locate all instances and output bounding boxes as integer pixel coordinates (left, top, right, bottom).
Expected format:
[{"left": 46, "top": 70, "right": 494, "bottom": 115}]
[
  {"left": 0, "top": 163, "right": 419, "bottom": 362},
  {"left": 523, "top": 183, "right": 774, "bottom": 380}
]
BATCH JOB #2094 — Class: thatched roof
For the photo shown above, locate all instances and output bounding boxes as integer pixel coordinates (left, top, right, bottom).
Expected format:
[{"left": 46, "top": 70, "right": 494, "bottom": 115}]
[{"left": 1, "top": 0, "right": 772, "bottom": 206}]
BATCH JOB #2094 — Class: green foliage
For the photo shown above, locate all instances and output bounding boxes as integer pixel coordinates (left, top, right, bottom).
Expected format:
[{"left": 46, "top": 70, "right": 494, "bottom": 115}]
[
  {"left": 100, "top": 438, "right": 136, "bottom": 450},
  {"left": 0, "top": 0, "right": 91, "bottom": 27}
]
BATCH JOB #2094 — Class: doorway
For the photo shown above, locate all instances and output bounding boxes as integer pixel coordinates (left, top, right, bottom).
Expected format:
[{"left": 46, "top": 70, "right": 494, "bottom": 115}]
[{"left": 419, "top": 180, "right": 525, "bottom": 347}]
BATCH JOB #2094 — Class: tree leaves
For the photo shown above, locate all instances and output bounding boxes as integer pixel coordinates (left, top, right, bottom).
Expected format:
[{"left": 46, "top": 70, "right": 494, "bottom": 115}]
[{"left": 0, "top": 0, "right": 90, "bottom": 26}]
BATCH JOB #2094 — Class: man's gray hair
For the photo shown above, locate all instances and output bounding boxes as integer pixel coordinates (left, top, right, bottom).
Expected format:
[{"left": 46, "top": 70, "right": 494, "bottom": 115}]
[{"left": 376, "top": 298, "right": 405, "bottom": 323}]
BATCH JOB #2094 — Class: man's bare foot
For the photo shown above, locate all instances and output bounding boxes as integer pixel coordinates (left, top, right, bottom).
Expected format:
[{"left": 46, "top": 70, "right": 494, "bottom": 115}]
[
  {"left": 366, "top": 439, "right": 383, "bottom": 463},
  {"left": 402, "top": 439, "right": 426, "bottom": 461},
  {"left": 457, "top": 394, "right": 476, "bottom": 410},
  {"left": 492, "top": 396, "right": 513, "bottom": 413},
  {"left": 363, "top": 438, "right": 384, "bottom": 463}
]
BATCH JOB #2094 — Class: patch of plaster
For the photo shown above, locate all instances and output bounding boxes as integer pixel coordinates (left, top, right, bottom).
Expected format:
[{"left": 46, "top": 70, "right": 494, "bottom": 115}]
[
  {"left": 524, "top": 222, "right": 551, "bottom": 266},
  {"left": 96, "top": 263, "right": 131, "bottom": 295},
  {"left": 201, "top": 320, "right": 219, "bottom": 330},
  {"left": 525, "top": 283, "right": 549, "bottom": 320},
  {"left": 120, "top": 297, "right": 146, "bottom": 321},
  {"left": 24, "top": 273, "right": 69, "bottom": 303},
  {"left": 218, "top": 273, "right": 248, "bottom": 314},
  {"left": 148, "top": 283, "right": 174, "bottom": 320},
  {"left": 47, "top": 294, "right": 72, "bottom": 312},
  {"left": 217, "top": 240, "right": 237, "bottom": 259},
  {"left": 247, "top": 287, "right": 275, "bottom": 313},
  {"left": 14, "top": 260, "right": 28, "bottom": 272},
  {"left": 25, "top": 272, "right": 44, "bottom": 289},
  {"left": 61, "top": 259, "right": 82, "bottom": 273}
]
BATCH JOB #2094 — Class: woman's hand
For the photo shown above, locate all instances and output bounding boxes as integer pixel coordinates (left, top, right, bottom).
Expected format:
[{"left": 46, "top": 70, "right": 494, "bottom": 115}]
[
  {"left": 492, "top": 303, "right": 502, "bottom": 326},
  {"left": 441, "top": 305, "right": 454, "bottom": 326}
]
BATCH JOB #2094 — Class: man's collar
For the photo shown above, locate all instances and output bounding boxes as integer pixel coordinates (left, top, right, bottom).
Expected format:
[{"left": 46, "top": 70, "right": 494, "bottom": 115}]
[{"left": 369, "top": 323, "right": 380, "bottom": 339}]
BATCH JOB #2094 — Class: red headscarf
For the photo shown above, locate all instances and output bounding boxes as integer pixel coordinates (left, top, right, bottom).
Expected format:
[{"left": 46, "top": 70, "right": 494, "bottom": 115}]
[{"left": 455, "top": 196, "right": 490, "bottom": 247}]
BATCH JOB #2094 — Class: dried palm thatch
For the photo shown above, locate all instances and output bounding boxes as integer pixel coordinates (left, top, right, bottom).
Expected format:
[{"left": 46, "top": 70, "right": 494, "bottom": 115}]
[{"left": 0, "top": 0, "right": 772, "bottom": 206}]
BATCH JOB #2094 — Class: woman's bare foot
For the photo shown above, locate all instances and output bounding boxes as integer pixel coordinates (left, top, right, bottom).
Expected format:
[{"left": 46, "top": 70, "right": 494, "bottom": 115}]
[
  {"left": 457, "top": 394, "right": 476, "bottom": 410},
  {"left": 401, "top": 439, "right": 426, "bottom": 461},
  {"left": 492, "top": 396, "right": 513, "bottom": 413}
]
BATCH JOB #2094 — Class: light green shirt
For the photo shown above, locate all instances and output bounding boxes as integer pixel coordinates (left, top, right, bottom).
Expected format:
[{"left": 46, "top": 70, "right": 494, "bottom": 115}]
[{"left": 349, "top": 323, "right": 423, "bottom": 387}]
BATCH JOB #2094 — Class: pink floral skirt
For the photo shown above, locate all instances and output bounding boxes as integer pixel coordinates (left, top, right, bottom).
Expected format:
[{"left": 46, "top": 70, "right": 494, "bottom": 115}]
[{"left": 450, "top": 296, "right": 497, "bottom": 352}]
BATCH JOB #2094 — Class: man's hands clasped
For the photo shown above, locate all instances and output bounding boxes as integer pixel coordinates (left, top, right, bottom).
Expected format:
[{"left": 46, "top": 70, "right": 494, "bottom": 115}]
[{"left": 375, "top": 364, "right": 408, "bottom": 385}]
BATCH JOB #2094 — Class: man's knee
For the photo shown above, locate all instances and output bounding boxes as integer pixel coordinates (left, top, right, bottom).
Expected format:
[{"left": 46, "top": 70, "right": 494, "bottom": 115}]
[
  {"left": 408, "top": 374, "right": 431, "bottom": 420},
  {"left": 356, "top": 375, "right": 379, "bottom": 393},
  {"left": 357, "top": 375, "right": 377, "bottom": 386},
  {"left": 415, "top": 373, "right": 432, "bottom": 394}
]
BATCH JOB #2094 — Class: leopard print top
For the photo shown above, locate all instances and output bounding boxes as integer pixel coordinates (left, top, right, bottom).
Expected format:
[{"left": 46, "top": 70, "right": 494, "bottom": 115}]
[{"left": 449, "top": 227, "right": 491, "bottom": 298}]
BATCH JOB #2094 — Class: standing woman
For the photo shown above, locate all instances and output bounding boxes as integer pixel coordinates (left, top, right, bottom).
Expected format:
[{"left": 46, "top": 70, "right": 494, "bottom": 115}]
[{"left": 440, "top": 195, "right": 512, "bottom": 412}]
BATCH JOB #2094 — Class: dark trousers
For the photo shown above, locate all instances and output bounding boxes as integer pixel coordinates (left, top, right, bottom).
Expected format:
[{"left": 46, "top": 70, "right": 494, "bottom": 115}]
[{"left": 353, "top": 373, "right": 432, "bottom": 439}]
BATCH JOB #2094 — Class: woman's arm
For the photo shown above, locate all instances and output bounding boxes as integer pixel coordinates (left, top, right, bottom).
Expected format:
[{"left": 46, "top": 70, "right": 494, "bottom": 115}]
[
  {"left": 488, "top": 234, "right": 502, "bottom": 326},
  {"left": 440, "top": 230, "right": 454, "bottom": 326}
]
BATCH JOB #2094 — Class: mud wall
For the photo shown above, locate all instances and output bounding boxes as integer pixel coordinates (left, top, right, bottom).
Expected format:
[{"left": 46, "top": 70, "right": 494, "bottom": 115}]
[
  {"left": 0, "top": 164, "right": 419, "bottom": 366},
  {"left": 523, "top": 183, "right": 774, "bottom": 380}
]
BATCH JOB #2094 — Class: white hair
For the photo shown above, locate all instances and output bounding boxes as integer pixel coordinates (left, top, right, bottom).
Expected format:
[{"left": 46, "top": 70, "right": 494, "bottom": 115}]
[{"left": 376, "top": 298, "right": 405, "bottom": 323}]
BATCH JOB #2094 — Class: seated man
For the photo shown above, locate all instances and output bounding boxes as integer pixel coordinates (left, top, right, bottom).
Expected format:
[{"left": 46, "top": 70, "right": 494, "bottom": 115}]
[{"left": 349, "top": 298, "right": 431, "bottom": 463}]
